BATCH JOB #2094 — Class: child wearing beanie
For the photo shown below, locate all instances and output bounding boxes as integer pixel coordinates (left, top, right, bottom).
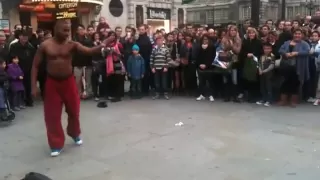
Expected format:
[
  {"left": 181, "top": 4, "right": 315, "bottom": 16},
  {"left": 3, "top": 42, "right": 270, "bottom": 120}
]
[{"left": 127, "top": 44, "right": 145, "bottom": 98}]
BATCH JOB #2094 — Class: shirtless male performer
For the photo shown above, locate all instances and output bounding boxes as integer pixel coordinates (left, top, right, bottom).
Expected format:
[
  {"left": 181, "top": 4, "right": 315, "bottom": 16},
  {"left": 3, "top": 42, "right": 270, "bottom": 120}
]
[{"left": 31, "top": 19, "right": 113, "bottom": 157}]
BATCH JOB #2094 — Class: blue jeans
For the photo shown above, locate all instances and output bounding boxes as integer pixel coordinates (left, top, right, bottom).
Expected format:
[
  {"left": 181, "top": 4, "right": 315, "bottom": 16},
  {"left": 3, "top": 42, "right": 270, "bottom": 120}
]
[{"left": 154, "top": 70, "right": 168, "bottom": 93}]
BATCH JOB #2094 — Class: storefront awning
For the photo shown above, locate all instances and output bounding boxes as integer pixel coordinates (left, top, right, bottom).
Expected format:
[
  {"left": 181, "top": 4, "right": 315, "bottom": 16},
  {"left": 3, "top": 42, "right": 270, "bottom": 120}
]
[{"left": 31, "top": 0, "right": 103, "bottom": 5}]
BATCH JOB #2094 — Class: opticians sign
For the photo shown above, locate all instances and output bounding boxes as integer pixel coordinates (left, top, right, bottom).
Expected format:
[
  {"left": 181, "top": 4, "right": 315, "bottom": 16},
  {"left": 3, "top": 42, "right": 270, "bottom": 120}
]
[
  {"left": 56, "top": 11, "right": 77, "bottom": 19},
  {"left": 55, "top": 2, "right": 78, "bottom": 20},
  {"left": 147, "top": 8, "right": 171, "bottom": 20}
]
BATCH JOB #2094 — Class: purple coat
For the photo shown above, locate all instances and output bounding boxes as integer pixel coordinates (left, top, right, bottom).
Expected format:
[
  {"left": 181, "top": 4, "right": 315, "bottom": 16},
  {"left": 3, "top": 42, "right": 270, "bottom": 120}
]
[{"left": 7, "top": 63, "right": 24, "bottom": 92}]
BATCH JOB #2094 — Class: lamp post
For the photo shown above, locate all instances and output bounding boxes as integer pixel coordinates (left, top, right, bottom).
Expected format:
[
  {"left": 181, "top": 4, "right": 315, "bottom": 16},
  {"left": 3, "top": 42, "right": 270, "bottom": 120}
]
[
  {"left": 301, "top": 0, "right": 318, "bottom": 15},
  {"left": 281, "top": 0, "right": 286, "bottom": 20},
  {"left": 251, "top": 0, "right": 260, "bottom": 27}
]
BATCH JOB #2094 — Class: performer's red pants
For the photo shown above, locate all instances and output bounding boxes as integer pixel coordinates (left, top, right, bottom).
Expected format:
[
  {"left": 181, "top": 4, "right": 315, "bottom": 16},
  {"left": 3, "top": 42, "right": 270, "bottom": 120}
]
[{"left": 44, "top": 76, "right": 81, "bottom": 149}]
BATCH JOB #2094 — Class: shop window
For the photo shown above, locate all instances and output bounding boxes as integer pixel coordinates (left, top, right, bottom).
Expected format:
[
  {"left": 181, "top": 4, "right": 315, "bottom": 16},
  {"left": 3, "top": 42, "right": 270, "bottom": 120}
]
[
  {"left": 286, "top": 6, "right": 294, "bottom": 19},
  {"left": 109, "top": 0, "right": 123, "bottom": 17},
  {"left": 186, "top": 11, "right": 194, "bottom": 23}
]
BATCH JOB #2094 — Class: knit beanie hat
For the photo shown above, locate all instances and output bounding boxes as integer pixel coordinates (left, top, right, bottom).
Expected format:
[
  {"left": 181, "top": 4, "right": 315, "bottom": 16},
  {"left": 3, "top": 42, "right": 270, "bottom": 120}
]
[{"left": 132, "top": 44, "right": 140, "bottom": 51}]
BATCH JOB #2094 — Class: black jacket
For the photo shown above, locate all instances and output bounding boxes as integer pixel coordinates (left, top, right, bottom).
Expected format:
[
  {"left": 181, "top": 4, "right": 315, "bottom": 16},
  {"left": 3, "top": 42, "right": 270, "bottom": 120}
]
[
  {"left": 278, "top": 31, "right": 292, "bottom": 46},
  {"left": 0, "top": 45, "right": 9, "bottom": 63},
  {"left": 0, "top": 67, "right": 8, "bottom": 88},
  {"left": 9, "top": 41, "right": 36, "bottom": 72},
  {"left": 239, "top": 38, "right": 263, "bottom": 63},
  {"left": 136, "top": 33, "right": 152, "bottom": 63},
  {"left": 73, "top": 35, "right": 93, "bottom": 67},
  {"left": 196, "top": 44, "right": 216, "bottom": 68}
]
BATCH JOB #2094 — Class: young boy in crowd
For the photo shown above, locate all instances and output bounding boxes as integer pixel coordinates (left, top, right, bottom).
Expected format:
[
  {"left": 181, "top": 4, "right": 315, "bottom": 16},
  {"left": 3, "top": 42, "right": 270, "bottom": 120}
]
[
  {"left": 0, "top": 59, "right": 9, "bottom": 119},
  {"left": 150, "top": 36, "right": 171, "bottom": 100},
  {"left": 127, "top": 44, "right": 145, "bottom": 98},
  {"left": 256, "top": 43, "right": 275, "bottom": 107},
  {"left": 7, "top": 56, "right": 25, "bottom": 111}
]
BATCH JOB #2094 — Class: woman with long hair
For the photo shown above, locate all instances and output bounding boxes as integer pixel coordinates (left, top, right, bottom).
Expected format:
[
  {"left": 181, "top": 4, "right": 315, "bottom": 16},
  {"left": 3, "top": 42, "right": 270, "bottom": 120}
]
[
  {"left": 179, "top": 33, "right": 197, "bottom": 95},
  {"left": 219, "top": 25, "right": 242, "bottom": 102},
  {"left": 195, "top": 34, "right": 216, "bottom": 101},
  {"left": 172, "top": 31, "right": 184, "bottom": 95},
  {"left": 104, "top": 31, "right": 125, "bottom": 102}
]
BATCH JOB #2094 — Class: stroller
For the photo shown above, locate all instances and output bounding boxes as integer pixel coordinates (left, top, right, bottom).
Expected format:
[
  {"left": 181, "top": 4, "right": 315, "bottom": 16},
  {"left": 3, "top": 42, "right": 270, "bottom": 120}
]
[{"left": 0, "top": 85, "right": 15, "bottom": 123}]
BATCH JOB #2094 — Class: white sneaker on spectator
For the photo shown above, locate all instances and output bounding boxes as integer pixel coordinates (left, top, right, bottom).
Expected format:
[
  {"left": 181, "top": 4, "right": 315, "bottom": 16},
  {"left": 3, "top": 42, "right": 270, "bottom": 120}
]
[
  {"left": 196, "top": 95, "right": 205, "bottom": 101},
  {"left": 314, "top": 99, "right": 319, "bottom": 106},
  {"left": 307, "top": 97, "right": 316, "bottom": 103},
  {"left": 256, "top": 100, "right": 264, "bottom": 105},
  {"left": 209, "top": 96, "right": 215, "bottom": 102},
  {"left": 264, "top": 102, "right": 271, "bottom": 107}
]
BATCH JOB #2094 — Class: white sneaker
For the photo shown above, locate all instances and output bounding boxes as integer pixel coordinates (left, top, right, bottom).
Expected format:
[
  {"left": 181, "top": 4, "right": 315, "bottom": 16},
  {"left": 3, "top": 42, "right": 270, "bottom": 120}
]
[
  {"left": 256, "top": 100, "right": 264, "bottom": 105},
  {"left": 264, "top": 102, "right": 271, "bottom": 107},
  {"left": 307, "top": 97, "right": 316, "bottom": 103},
  {"left": 209, "top": 96, "right": 215, "bottom": 102},
  {"left": 73, "top": 137, "right": 83, "bottom": 146},
  {"left": 314, "top": 99, "right": 319, "bottom": 106},
  {"left": 50, "top": 149, "right": 62, "bottom": 157},
  {"left": 196, "top": 95, "right": 205, "bottom": 101}
]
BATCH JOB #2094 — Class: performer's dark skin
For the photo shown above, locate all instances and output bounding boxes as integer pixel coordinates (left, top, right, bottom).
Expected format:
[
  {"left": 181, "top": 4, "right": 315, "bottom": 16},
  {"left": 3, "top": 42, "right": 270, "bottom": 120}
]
[{"left": 31, "top": 19, "right": 113, "bottom": 95}]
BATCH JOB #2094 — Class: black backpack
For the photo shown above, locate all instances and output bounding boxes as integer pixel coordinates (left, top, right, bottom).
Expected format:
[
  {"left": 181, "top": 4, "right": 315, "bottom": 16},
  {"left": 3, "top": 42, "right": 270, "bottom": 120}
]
[{"left": 22, "top": 172, "right": 52, "bottom": 180}]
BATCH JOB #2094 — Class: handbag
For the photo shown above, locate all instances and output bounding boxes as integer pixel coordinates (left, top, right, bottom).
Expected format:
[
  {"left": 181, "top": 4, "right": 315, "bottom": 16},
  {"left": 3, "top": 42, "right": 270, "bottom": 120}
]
[
  {"left": 275, "top": 58, "right": 281, "bottom": 68},
  {"left": 212, "top": 51, "right": 233, "bottom": 69},
  {"left": 168, "top": 43, "right": 180, "bottom": 67},
  {"left": 279, "top": 56, "right": 297, "bottom": 69}
]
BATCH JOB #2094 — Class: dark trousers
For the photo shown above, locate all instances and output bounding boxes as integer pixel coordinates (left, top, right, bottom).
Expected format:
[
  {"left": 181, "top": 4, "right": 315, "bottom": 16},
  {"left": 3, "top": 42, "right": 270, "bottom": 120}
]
[
  {"left": 98, "top": 74, "right": 108, "bottom": 99},
  {"left": 198, "top": 70, "right": 214, "bottom": 96},
  {"left": 12, "top": 90, "right": 24, "bottom": 108},
  {"left": 280, "top": 66, "right": 300, "bottom": 95},
  {"left": 182, "top": 64, "right": 198, "bottom": 93},
  {"left": 107, "top": 74, "right": 124, "bottom": 98},
  {"left": 309, "top": 72, "right": 320, "bottom": 98},
  {"left": 154, "top": 69, "right": 168, "bottom": 93},
  {"left": 244, "top": 80, "right": 260, "bottom": 102},
  {"left": 142, "top": 62, "right": 154, "bottom": 94},
  {"left": 260, "top": 75, "right": 272, "bottom": 102},
  {"left": 23, "top": 71, "right": 33, "bottom": 105},
  {"left": 91, "top": 69, "right": 100, "bottom": 97},
  {"left": 307, "top": 60, "right": 319, "bottom": 98},
  {"left": 130, "top": 79, "right": 142, "bottom": 96},
  {"left": 167, "top": 68, "right": 174, "bottom": 90},
  {"left": 223, "top": 73, "right": 237, "bottom": 99}
]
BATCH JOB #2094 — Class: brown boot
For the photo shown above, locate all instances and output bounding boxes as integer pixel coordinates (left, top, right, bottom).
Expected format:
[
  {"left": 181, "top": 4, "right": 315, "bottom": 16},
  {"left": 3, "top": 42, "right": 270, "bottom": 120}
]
[
  {"left": 277, "top": 94, "right": 288, "bottom": 106},
  {"left": 290, "top": 95, "right": 299, "bottom": 107}
]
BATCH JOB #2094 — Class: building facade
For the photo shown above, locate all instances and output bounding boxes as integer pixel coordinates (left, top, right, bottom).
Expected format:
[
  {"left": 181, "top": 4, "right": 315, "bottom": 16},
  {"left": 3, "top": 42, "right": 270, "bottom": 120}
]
[
  {"left": 100, "top": 0, "right": 186, "bottom": 32},
  {"left": 285, "top": 0, "right": 320, "bottom": 20},
  {"left": 185, "top": 0, "right": 279, "bottom": 25},
  {"left": 0, "top": 0, "right": 103, "bottom": 31}
]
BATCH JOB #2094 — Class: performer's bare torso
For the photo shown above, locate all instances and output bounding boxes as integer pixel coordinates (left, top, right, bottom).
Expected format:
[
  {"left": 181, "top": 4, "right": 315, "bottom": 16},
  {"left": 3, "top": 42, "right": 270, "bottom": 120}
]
[{"left": 42, "top": 38, "right": 76, "bottom": 79}]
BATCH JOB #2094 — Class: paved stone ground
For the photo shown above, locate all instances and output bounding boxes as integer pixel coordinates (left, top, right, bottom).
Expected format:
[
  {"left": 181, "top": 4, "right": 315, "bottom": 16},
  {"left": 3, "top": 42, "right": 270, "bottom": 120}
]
[{"left": 0, "top": 97, "right": 320, "bottom": 180}]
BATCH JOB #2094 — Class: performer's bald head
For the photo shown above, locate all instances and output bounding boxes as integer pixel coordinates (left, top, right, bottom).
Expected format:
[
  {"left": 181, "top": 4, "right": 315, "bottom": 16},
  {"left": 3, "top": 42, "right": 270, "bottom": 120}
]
[
  {"left": 54, "top": 19, "right": 71, "bottom": 39},
  {"left": 55, "top": 19, "right": 71, "bottom": 28}
]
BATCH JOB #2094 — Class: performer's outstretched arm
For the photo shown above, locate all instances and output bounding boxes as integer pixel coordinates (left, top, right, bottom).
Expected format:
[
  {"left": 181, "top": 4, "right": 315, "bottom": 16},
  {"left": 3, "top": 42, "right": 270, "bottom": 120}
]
[
  {"left": 75, "top": 42, "right": 104, "bottom": 55},
  {"left": 31, "top": 43, "right": 44, "bottom": 96},
  {"left": 75, "top": 36, "right": 114, "bottom": 55}
]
